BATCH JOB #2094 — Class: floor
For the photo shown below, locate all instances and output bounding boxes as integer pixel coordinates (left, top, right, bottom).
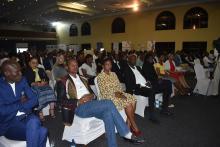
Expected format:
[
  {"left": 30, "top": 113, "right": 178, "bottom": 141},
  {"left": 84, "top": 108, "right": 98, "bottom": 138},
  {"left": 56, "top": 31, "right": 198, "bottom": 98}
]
[{"left": 44, "top": 95, "right": 220, "bottom": 147}]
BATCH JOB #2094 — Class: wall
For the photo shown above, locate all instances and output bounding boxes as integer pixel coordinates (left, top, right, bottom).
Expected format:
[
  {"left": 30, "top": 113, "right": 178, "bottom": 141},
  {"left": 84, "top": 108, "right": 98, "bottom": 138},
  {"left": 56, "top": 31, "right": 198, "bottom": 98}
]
[
  {"left": 56, "top": 2, "right": 220, "bottom": 52},
  {"left": 0, "top": 23, "right": 44, "bottom": 32}
]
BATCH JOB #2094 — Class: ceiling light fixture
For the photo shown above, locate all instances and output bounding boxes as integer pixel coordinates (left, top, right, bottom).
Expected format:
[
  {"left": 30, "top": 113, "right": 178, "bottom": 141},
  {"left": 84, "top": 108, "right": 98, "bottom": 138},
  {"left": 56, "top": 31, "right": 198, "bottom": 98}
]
[
  {"left": 72, "top": 2, "right": 87, "bottom": 8},
  {"left": 132, "top": 3, "right": 139, "bottom": 12},
  {"left": 133, "top": 6, "right": 139, "bottom": 11}
]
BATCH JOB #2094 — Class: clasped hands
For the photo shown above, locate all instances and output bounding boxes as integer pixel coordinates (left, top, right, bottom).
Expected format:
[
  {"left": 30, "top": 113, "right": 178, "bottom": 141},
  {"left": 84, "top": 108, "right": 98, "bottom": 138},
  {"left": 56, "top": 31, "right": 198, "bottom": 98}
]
[
  {"left": 115, "top": 92, "right": 127, "bottom": 99},
  {"left": 78, "top": 94, "right": 94, "bottom": 105}
]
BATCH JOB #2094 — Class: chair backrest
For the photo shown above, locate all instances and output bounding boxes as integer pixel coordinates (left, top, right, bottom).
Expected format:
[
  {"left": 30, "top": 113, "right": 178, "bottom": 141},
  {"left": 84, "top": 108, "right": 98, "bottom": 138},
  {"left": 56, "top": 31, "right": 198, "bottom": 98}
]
[
  {"left": 45, "top": 70, "right": 52, "bottom": 80},
  {"left": 194, "top": 63, "right": 207, "bottom": 80},
  {"left": 194, "top": 58, "right": 201, "bottom": 65},
  {"left": 50, "top": 69, "right": 57, "bottom": 89},
  {"left": 94, "top": 77, "right": 101, "bottom": 100}
]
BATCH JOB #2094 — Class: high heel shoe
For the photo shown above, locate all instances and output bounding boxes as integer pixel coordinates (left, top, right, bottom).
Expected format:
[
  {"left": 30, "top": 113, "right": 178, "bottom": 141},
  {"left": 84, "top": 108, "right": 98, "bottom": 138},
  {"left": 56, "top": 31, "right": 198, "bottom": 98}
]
[{"left": 130, "top": 127, "right": 142, "bottom": 137}]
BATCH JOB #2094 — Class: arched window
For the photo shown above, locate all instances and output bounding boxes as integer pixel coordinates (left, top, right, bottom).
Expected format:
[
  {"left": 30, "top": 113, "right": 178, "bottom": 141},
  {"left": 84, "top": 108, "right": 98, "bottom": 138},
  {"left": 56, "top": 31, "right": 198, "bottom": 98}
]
[
  {"left": 184, "top": 7, "right": 208, "bottom": 29},
  {"left": 69, "top": 24, "right": 78, "bottom": 36},
  {"left": 155, "top": 11, "right": 176, "bottom": 30},
  {"left": 112, "top": 17, "right": 125, "bottom": 34},
  {"left": 81, "top": 22, "right": 91, "bottom": 36}
]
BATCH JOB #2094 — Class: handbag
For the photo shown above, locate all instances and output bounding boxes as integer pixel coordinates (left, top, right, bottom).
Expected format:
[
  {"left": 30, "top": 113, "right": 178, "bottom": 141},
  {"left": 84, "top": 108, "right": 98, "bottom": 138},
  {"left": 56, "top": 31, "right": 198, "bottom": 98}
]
[{"left": 61, "top": 98, "right": 78, "bottom": 126}]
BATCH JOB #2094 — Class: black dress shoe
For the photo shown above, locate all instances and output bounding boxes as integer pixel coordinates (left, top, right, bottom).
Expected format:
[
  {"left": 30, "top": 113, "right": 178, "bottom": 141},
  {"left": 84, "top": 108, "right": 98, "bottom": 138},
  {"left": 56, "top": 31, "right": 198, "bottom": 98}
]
[
  {"left": 124, "top": 135, "right": 146, "bottom": 145},
  {"left": 160, "top": 110, "right": 174, "bottom": 116}
]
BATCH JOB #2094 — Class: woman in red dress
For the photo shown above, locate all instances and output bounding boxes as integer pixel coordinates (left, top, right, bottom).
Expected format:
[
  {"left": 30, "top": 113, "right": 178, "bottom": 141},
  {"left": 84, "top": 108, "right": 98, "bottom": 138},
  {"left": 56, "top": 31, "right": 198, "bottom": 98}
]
[{"left": 166, "top": 54, "right": 191, "bottom": 90}]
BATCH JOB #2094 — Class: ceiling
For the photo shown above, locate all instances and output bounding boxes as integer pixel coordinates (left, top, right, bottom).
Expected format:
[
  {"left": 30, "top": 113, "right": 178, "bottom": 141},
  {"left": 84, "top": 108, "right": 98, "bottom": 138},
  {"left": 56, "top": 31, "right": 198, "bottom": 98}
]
[{"left": 0, "top": 0, "right": 219, "bottom": 27}]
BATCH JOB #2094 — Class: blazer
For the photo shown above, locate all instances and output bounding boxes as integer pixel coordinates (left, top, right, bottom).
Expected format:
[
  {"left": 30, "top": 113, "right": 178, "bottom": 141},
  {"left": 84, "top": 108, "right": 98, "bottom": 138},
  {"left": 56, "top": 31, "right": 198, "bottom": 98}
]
[
  {"left": 0, "top": 77, "right": 38, "bottom": 135},
  {"left": 112, "top": 61, "right": 124, "bottom": 82},
  {"left": 124, "top": 63, "right": 145, "bottom": 94},
  {"left": 24, "top": 67, "right": 49, "bottom": 85},
  {"left": 142, "top": 62, "right": 159, "bottom": 82}
]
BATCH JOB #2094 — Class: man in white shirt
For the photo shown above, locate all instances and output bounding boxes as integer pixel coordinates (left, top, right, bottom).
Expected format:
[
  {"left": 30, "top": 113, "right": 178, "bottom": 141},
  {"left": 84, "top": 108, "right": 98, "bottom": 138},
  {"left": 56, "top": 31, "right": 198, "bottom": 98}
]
[
  {"left": 80, "top": 54, "right": 97, "bottom": 85},
  {"left": 203, "top": 52, "right": 214, "bottom": 68},
  {"left": 62, "top": 59, "right": 145, "bottom": 147}
]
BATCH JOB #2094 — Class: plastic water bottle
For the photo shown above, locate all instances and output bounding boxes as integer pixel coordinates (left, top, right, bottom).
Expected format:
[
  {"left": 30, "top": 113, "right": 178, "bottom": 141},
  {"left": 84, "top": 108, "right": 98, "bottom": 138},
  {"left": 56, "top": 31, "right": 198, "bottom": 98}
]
[
  {"left": 159, "top": 101, "right": 162, "bottom": 110},
  {"left": 50, "top": 140, "right": 55, "bottom": 147},
  {"left": 155, "top": 99, "right": 159, "bottom": 108},
  {"left": 70, "top": 139, "right": 76, "bottom": 147}
]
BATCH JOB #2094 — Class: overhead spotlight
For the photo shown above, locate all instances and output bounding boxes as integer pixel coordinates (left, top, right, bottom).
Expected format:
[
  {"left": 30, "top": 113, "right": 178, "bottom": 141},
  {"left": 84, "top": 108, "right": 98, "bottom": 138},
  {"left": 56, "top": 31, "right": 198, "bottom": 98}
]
[
  {"left": 133, "top": 6, "right": 139, "bottom": 12},
  {"left": 72, "top": 2, "right": 87, "bottom": 8},
  {"left": 131, "top": 3, "right": 139, "bottom": 12}
]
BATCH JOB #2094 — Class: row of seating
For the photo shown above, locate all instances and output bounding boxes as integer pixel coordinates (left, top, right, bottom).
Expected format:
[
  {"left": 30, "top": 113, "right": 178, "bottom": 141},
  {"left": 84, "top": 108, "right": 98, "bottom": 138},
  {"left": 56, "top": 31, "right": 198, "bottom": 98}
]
[
  {"left": 62, "top": 77, "right": 163, "bottom": 145},
  {"left": 0, "top": 72, "right": 163, "bottom": 146}
]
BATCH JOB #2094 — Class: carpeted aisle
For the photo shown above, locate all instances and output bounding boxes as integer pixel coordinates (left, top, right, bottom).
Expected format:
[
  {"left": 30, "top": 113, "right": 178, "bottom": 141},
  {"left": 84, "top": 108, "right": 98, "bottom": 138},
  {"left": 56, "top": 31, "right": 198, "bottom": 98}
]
[{"left": 44, "top": 95, "right": 220, "bottom": 147}]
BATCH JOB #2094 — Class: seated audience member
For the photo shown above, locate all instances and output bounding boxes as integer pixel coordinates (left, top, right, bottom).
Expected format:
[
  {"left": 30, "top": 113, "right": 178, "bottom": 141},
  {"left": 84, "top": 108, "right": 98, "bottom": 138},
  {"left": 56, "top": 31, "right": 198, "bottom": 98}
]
[
  {"left": 80, "top": 54, "right": 97, "bottom": 84},
  {"left": 97, "top": 58, "right": 141, "bottom": 136},
  {"left": 136, "top": 53, "right": 145, "bottom": 68},
  {"left": 52, "top": 52, "right": 68, "bottom": 81},
  {"left": 165, "top": 54, "right": 191, "bottom": 91},
  {"left": 24, "top": 57, "right": 57, "bottom": 121},
  {"left": 142, "top": 53, "right": 173, "bottom": 115},
  {"left": 43, "top": 52, "right": 55, "bottom": 71},
  {"left": 0, "top": 60, "right": 47, "bottom": 147},
  {"left": 118, "top": 52, "right": 129, "bottom": 73},
  {"left": 154, "top": 54, "right": 188, "bottom": 95},
  {"left": 93, "top": 49, "right": 99, "bottom": 63},
  {"left": 111, "top": 53, "right": 124, "bottom": 82},
  {"left": 209, "top": 50, "right": 216, "bottom": 63},
  {"left": 94, "top": 51, "right": 103, "bottom": 74},
  {"left": 203, "top": 52, "right": 214, "bottom": 68},
  {"left": 174, "top": 51, "right": 183, "bottom": 66},
  {"left": 124, "top": 54, "right": 159, "bottom": 124},
  {"left": 76, "top": 50, "right": 85, "bottom": 67},
  {"left": 184, "top": 53, "right": 194, "bottom": 67},
  {"left": 59, "top": 59, "right": 145, "bottom": 147},
  {"left": 208, "top": 47, "right": 220, "bottom": 96}
]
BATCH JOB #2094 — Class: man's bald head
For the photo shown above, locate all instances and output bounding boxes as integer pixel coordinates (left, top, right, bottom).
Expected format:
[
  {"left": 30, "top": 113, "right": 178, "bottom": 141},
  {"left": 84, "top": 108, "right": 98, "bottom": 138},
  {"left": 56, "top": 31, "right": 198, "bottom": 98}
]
[{"left": 1, "top": 60, "right": 22, "bottom": 83}]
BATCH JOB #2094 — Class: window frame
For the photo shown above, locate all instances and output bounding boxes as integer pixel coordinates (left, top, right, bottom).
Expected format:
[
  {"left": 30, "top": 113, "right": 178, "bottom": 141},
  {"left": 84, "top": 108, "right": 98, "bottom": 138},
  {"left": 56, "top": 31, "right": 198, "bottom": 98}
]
[{"left": 155, "top": 11, "right": 176, "bottom": 31}]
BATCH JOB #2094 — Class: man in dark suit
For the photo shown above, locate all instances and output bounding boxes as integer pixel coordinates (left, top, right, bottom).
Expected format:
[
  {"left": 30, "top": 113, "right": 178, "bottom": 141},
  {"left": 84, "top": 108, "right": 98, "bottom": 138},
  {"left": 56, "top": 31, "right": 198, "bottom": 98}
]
[
  {"left": 111, "top": 54, "right": 124, "bottom": 82},
  {"left": 124, "top": 54, "right": 159, "bottom": 124},
  {"left": 142, "top": 53, "right": 173, "bottom": 116}
]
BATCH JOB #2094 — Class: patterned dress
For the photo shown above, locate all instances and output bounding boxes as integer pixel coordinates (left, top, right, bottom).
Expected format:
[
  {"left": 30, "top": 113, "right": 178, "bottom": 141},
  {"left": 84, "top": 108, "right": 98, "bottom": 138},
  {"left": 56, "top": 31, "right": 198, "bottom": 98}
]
[{"left": 97, "top": 71, "right": 136, "bottom": 110}]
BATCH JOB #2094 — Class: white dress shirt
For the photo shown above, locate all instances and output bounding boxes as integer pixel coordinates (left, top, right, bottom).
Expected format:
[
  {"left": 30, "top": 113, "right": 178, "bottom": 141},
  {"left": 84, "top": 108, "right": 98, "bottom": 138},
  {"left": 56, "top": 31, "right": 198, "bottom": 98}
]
[
  {"left": 129, "top": 66, "right": 147, "bottom": 86},
  {"left": 69, "top": 74, "right": 90, "bottom": 99},
  {"left": 113, "top": 60, "right": 120, "bottom": 69},
  {"left": 9, "top": 83, "right": 25, "bottom": 116},
  {"left": 9, "top": 82, "right": 16, "bottom": 96}
]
